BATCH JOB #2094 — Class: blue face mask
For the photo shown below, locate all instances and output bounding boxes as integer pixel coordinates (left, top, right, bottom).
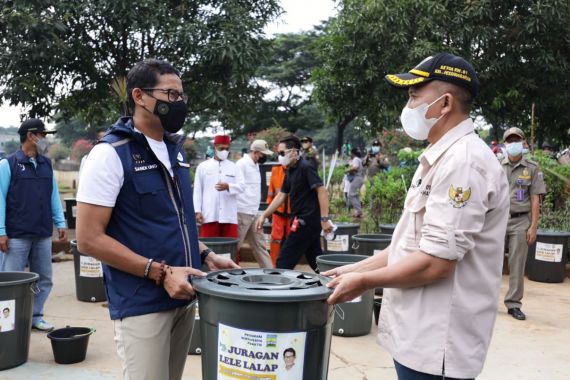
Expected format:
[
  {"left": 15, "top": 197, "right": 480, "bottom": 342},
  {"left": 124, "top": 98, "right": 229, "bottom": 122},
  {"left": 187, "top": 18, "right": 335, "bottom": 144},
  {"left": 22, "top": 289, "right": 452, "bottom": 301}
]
[
  {"left": 371, "top": 146, "right": 380, "bottom": 154},
  {"left": 506, "top": 142, "right": 523, "bottom": 157},
  {"left": 522, "top": 148, "right": 529, "bottom": 155}
]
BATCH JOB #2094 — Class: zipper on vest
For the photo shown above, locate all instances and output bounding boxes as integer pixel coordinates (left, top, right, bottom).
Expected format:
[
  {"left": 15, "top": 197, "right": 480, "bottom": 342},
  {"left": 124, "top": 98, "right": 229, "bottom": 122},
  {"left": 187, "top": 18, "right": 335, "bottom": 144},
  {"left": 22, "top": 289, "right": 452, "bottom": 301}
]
[
  {"left": 161, "top": 166, "right": 192, "bottom": 267},
  {"left": 143, "top": 141, "right": 192, "bottom": 267},
  {"left": 173, "top": 175, "right": 193, "bottom": 267}
]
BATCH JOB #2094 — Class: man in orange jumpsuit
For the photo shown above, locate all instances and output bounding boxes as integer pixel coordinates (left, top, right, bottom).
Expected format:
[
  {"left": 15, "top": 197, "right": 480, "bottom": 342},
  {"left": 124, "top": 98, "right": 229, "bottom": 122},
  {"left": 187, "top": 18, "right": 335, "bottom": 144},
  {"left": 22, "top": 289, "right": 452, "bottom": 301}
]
[{"left": 266, "top": 164, "right": 291, "bottom": 267}]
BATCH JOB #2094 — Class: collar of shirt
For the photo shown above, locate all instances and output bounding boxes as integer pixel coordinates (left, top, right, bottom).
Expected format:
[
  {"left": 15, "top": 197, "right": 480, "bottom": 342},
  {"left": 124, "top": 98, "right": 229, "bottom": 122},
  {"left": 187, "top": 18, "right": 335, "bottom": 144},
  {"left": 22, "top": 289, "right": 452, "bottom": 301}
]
[
  {"left": 501, "top": 156, "right": 527, "bottom": 168},
  {"left": 243, "top": 153, "right": 257, "bottom": 167},
  {"left": 419, "top": 118, "right": 475, "bottom": 167}
]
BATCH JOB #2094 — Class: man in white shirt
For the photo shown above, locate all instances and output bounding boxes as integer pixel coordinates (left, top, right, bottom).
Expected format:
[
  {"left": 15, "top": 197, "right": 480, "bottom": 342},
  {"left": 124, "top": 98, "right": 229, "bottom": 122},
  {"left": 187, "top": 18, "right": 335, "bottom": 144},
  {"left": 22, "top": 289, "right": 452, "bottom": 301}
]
[
  {"left": 236, "top": 140, "right": 274, "bottom": 268},
  {"left": 193, "top": 135, "right": 244, "bottom": 239},
  {"left": 324, "top": 53, "right": 509, "bottom": 380}
]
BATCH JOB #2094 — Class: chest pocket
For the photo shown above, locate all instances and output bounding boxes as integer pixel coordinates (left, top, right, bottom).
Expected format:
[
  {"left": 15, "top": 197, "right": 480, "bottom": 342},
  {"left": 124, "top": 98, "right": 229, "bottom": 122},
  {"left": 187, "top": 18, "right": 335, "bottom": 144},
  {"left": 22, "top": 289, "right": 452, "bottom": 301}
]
[
  {"left": 132, "top": 170, "right": 168, "bottom": 218},
  {"left": 224, "top": 173, "right": 236, "bottom": 184},
  {"left": 403, "top": 190, "right": 428, "bottom": 249},
  {"left": 514, "top": 177, "right": 531, "bottom": 187}
]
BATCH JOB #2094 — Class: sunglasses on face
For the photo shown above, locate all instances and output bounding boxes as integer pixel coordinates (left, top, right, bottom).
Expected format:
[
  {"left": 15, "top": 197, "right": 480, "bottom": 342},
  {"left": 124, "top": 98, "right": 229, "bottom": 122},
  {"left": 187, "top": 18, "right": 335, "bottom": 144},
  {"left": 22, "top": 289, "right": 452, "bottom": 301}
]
[{"left": 277, "top": 149, "right": 297, "bottom": 156}]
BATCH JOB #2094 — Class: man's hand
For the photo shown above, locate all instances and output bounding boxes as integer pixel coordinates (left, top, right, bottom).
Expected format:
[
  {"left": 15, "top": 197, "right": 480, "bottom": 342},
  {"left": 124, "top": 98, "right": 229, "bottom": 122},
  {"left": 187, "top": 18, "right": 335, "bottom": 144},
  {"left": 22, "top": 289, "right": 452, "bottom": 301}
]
[
  {"left": 58, "top": 228, "right": 67, "bottom": 242},
  {"left": 205, "top": 253, "right": 241, "bottom": 271},
  {"left": 326, "top": 272, "right": 368, "bottom": 305},
  {"left": 527, "top": 225, "right": 538, "bottom": 245},
  {"left": 163, "top": 266, "right": 206, "bottom": 300},
  {"left": 321, "top": 220, "right": 333, "bottom": 234},
  {"left": 0, "top": 236, "right": 8, "bottom": 252},
  {"left": 321, "top": 262, "right": 357, "bottom": 279},
  {"left": 215, "top": 182, "right": 229, "bottom": 191},
  {"left": 195, "top": 212, "right": 203, "bottom": 224},
  {"left": 256, "top": 215, "right": 266, "bottom": 230}
]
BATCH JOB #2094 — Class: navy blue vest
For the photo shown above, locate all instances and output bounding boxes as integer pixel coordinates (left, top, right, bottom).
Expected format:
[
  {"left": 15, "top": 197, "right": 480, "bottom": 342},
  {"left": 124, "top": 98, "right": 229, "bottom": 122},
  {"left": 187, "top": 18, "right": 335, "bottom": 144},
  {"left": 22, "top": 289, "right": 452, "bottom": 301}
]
[
  {"left": 99, "top": 117, "right": 201, "bottom": 320},
  {"left": 5, "top": 150, "right": 53, "bottom": 238}
]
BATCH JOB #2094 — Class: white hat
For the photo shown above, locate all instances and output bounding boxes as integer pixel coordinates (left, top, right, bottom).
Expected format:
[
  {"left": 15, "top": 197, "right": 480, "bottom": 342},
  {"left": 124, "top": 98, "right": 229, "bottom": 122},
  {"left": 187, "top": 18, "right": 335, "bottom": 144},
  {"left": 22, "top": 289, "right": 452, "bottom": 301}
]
[{"left": 250, "top": 140, "right": 273, "bottom": 155}]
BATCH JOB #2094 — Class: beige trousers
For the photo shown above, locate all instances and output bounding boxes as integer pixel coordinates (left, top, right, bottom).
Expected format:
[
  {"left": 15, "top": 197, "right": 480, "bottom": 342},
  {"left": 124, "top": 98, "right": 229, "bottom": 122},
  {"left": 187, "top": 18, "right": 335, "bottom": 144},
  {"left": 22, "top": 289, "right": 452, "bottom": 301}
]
[
  {"left": 113, "top": 304, "right": 196, "bottom": 380},
  {"left": 238, "top": 212, "right": 273, "bottom": 268}
]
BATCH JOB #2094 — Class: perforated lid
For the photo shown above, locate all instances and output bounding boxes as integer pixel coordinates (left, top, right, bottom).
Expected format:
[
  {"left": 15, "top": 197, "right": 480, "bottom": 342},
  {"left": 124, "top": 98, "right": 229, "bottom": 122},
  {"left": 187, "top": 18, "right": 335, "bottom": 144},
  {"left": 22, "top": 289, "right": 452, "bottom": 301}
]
[{"left": 193, "top": 268, "right": 332, "bottom": 302}]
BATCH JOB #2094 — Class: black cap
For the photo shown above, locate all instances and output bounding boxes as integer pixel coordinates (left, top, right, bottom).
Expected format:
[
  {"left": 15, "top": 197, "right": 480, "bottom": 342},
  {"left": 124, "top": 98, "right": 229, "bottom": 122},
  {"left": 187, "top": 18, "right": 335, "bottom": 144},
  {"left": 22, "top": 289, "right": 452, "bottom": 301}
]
[
  {"left": 385, "top": 53, "right": 480, "bottom": 97},
  {"left": 17, "top": 119, "right": 56, "bottom": 135}
]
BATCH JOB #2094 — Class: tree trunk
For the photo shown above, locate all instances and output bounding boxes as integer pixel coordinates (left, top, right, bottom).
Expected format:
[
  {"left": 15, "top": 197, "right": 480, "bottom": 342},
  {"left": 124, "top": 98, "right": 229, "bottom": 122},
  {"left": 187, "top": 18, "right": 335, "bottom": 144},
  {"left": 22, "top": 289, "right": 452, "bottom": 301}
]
[{"left": 336, "top": 113, "right": 356, "bottom": 153}]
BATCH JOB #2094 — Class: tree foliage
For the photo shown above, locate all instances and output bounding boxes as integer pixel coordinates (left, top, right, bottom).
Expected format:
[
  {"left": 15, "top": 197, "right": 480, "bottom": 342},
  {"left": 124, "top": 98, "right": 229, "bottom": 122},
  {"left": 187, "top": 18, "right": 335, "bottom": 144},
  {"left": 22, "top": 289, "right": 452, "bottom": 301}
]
[
  {"left": 313, "top": 0, "right": 570, "bottom": 148},
  {"left": 0, "top": 0, "right": 281, "bottom": 131},
  {"left": 244, "top": 31, "right": 325, "bottom": 135}
]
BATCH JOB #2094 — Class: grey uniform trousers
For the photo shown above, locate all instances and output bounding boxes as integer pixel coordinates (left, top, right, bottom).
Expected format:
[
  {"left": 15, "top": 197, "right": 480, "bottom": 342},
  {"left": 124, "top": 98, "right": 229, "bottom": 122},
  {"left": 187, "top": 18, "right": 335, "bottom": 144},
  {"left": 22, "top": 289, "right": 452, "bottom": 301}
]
[{"left": 504, "top": 214, "right": 531, "bottom": 309}]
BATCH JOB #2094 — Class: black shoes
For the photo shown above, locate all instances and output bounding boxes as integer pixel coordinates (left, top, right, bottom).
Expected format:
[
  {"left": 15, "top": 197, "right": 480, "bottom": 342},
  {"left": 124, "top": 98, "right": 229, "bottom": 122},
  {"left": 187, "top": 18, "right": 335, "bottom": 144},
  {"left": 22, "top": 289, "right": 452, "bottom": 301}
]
[{"left": 508, "top": 307, "right": 526, "bottom": 320}]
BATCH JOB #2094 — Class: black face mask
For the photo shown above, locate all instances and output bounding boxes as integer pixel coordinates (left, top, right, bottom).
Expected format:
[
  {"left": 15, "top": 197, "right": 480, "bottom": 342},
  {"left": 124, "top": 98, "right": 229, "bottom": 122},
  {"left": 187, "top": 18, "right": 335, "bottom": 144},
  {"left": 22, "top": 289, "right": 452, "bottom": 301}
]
[
  {"left": 153, "top": 99, "right": 188, "bottom": 133},
  {"left": 257, "top": 154, "right": 268, "bottom": 164}
]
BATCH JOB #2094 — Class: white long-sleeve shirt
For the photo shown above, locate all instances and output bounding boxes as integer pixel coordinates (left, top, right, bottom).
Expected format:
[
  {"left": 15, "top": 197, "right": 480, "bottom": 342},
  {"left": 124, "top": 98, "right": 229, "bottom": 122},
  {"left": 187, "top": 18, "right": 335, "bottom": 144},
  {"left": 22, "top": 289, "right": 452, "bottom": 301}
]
[
  {"left": 235, "top": 154, "right": 261, "bottom": 215},
  {"left": 193, "top": 158, "right": 244, "bottom": 224}
]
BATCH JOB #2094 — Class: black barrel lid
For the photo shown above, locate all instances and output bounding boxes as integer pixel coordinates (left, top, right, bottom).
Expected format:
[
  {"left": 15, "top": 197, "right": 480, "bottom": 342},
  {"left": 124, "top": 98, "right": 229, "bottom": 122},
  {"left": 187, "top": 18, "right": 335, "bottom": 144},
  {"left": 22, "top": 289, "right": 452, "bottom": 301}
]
[{"left": 193, "top": 268, "right": 332, "bottom": 302}]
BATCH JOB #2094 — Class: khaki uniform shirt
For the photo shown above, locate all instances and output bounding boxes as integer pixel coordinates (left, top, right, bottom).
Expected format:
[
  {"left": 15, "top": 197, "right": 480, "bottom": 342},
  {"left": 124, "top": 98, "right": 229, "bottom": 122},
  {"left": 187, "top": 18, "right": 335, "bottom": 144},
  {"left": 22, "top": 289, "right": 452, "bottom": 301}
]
[
  {"left": 378, "top": 119, "right": 510, "bottom": 378},
  {"left": 501, "top": 157, "right": 546, "bottom": 214}
]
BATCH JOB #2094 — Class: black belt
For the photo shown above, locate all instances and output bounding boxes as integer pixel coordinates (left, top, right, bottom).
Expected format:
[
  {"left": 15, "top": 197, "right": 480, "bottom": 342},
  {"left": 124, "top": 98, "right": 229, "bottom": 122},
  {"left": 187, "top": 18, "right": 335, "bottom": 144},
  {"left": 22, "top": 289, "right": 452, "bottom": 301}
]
[{"left": 510, "top": 212, "right": 529, "bottom": 218}]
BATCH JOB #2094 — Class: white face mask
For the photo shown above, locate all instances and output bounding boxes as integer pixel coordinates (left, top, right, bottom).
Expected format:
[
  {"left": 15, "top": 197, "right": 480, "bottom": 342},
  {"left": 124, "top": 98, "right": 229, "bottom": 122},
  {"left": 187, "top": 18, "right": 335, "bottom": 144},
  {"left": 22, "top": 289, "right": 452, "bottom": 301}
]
[
  {"left": 216, "top": 149, "right": 229, "bottom": 161},
  {"left": 33, "top": 135, "right": 49, "bottom": 154},
  {"left": 400, "top": 94, "right": 446, "bottom": 140},
  {"left": 278, "top": 154, "right": 291, "bottom": 167}
]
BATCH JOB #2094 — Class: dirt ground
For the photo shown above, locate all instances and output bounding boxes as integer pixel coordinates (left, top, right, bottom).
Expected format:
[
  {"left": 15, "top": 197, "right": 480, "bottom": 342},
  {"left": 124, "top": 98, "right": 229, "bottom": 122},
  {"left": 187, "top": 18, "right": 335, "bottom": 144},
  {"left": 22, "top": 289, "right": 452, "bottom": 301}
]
[{"left": 1, "top": 258, "right": 569, "bottom": 380}]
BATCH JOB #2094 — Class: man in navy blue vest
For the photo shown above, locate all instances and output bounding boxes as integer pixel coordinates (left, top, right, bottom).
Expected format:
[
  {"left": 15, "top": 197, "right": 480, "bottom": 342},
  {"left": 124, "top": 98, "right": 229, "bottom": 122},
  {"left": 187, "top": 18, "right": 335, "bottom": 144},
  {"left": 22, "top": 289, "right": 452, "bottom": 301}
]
[
  {"left": 76, "top": 59, "right": 238, "bottom": 380},
  {"left": 0, "top": 118, "right": 67, "bottom": 332}
]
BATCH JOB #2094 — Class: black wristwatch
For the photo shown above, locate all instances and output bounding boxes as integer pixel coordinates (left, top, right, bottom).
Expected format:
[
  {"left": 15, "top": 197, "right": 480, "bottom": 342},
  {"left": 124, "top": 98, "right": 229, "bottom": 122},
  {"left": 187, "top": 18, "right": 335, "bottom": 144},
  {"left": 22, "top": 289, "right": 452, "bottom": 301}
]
[
  {"left": 200, "top": 248, "right": 213, "bottom": 263},
  {"left": 320, "top": 216, "right": 330, "bottom": 222}
]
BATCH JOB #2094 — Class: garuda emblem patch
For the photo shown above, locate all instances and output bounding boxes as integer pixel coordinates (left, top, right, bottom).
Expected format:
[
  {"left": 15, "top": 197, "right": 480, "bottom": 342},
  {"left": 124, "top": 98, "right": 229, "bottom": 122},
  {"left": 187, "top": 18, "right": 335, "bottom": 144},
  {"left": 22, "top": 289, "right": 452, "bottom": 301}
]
[{"left": 448, "top": 185, "right": 471, "bottom": 208}]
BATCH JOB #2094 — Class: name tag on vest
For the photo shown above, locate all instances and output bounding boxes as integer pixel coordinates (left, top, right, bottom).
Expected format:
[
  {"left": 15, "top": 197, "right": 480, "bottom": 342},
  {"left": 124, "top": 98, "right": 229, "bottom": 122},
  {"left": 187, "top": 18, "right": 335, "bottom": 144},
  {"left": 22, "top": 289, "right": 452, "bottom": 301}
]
[{"left": 134, "top": 164, "right": 158, "bottom": 172}]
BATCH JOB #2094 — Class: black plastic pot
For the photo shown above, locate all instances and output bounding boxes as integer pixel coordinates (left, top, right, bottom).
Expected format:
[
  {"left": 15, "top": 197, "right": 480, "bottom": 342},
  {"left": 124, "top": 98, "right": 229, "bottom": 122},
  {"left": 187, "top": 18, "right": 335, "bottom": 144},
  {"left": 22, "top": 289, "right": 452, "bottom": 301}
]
[
  {"left": 0, "top": 272, "right": 39, "bottom": 370},
  {"left": 317, "top": 254, "right": 374, "bottom": 337},
  {"left": 47, "top": 326, "right": 95, "bottom": 364},
  {"left": 194, "top": 268, "right": 333, "bottom": 380},
  {"left": 323, "top": 223, "right": 360, "bottom": 255},
  {"left": 373, "top": 298, "right": 382, "bottom": 325},
  {"left": 352, "top": 234, "right": 392, "bottom": 256},
  {"left": 262, "top": 222, "right": 272, "bottom": 252},
  {"left": 526, "top": 230, "right": 570, "bottom": 283},
  {"left": 188, "top": 303, "right": 202, "bottom": 355},
  {"left": 71, "top": 240, "right": 107, "bottom": 302},
  {"left": 199, "top": 237, "right": 240, "bottom": 263},
  {"left": 259, "top": 162, "right": 280, "bottom": 203},
  {"left": 64, "top": 198, "right": 77, "bottom": 229},
  {"left": 379, "top": 223, "right": 397, "bottom": 235}
]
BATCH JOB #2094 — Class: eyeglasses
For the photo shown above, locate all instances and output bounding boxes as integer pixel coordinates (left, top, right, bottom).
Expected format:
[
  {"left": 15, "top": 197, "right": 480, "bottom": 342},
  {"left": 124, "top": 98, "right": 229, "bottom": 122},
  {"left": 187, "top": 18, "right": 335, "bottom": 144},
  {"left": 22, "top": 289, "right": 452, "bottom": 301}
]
[
  {"left": 142, "top": 88, "right": 188, "bottom": 104},
  {"left": 277, "top": 149, "right": 297, "bottom": 156}
]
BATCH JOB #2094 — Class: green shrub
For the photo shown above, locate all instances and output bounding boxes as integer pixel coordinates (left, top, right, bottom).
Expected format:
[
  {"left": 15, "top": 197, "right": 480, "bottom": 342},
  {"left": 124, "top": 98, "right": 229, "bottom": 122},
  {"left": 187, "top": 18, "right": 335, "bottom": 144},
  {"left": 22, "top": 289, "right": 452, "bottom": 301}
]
[
  {"left": 530, "top": 151, "right": 570, "bottom": 210},
  {"left": 364, "top": 164, "right": 417, "bottom": 229}
]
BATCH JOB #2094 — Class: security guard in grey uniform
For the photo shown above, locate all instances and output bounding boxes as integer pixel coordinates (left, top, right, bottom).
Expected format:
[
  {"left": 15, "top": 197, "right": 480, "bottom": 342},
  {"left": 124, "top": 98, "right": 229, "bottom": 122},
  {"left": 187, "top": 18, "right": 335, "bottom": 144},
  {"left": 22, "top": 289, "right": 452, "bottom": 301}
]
[{"left": 502, "top": 127, "right": 546, "bottom": 320}]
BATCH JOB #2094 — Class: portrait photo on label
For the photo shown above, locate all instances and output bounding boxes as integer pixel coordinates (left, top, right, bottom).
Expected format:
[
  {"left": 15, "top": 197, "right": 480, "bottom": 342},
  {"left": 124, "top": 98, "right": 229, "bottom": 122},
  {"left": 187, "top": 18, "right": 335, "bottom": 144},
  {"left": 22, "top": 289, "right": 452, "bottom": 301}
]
[
  {"left": 217, "top": 323, "right": 306, "bottom": 380},
  {"left": 0, "top": 300, "right": 16, "bottom": 333}
]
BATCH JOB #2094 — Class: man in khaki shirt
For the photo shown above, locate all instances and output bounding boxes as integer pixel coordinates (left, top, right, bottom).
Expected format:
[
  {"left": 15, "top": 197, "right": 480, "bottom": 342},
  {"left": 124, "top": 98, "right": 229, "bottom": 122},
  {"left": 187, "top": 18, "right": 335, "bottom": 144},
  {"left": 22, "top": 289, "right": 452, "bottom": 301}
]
[
  {"left": 501, "top": 127, "right": 546, "bottom": 320},
  {"left": 324, "top": 53, "right": 509, "bottom": 379}
]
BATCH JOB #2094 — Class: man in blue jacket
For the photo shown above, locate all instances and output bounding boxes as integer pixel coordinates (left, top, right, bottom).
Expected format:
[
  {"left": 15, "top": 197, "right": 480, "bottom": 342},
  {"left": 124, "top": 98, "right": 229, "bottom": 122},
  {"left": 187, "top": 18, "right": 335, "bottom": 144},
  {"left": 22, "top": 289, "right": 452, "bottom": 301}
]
[
  {"left": 76, "top": 59, "right": 238, "bottom": 380},
  {"left": 0, "top": 118, "right": 67, "bottom": 332}
]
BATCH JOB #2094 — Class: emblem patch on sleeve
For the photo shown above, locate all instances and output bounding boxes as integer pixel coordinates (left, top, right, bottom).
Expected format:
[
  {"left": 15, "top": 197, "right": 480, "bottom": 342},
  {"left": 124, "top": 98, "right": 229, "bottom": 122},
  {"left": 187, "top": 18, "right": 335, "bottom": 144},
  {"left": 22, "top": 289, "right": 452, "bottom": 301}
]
[{"left": 448, "top": 185, "right": 471, "bottom": 208}]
